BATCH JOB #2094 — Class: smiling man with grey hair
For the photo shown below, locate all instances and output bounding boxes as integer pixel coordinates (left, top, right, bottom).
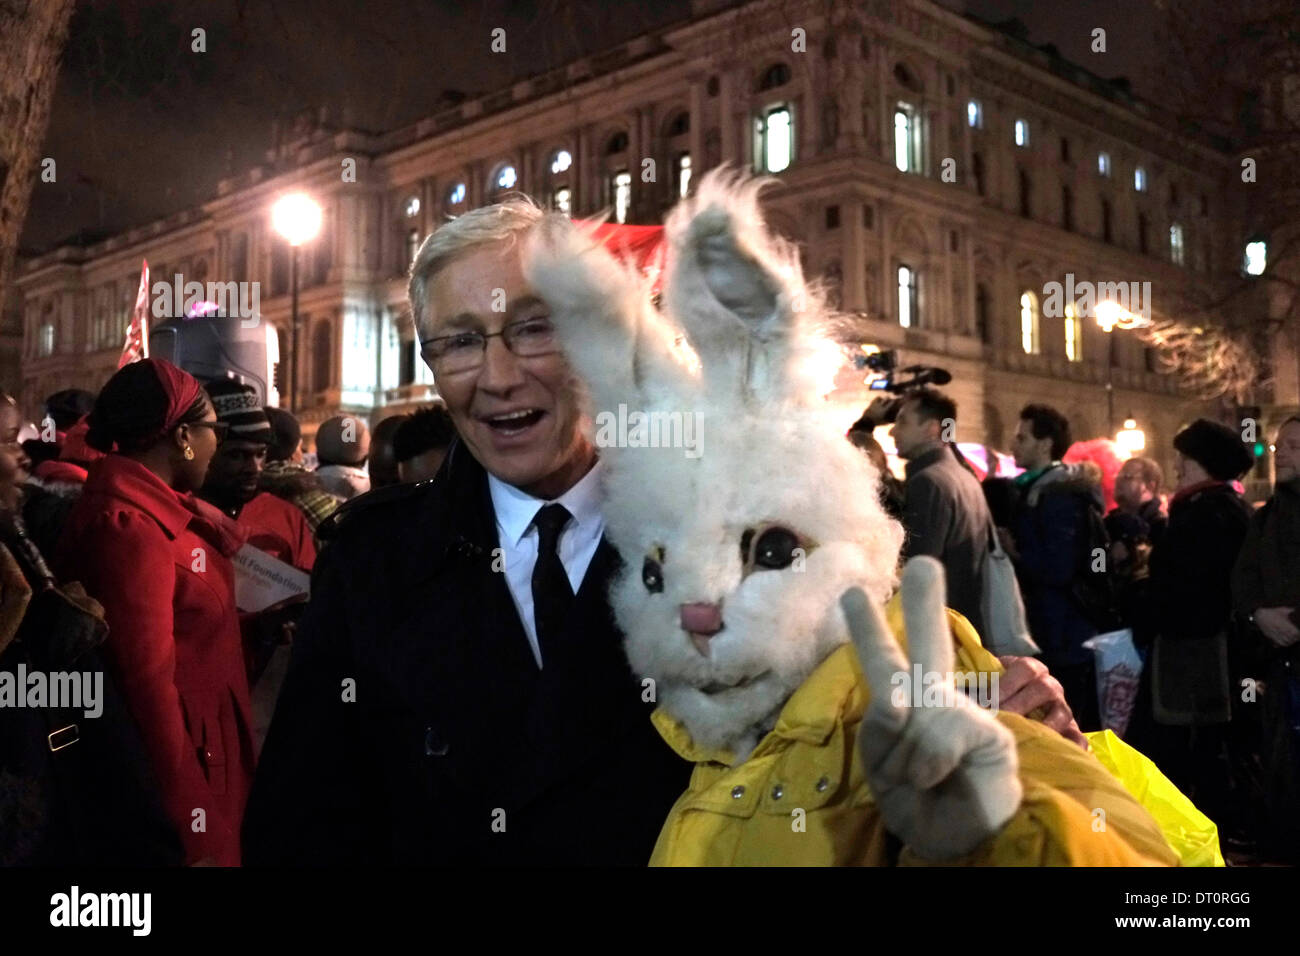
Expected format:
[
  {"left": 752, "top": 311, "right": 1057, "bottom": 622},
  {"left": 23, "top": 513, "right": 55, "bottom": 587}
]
[{"left": 244, "top": 197, "right": 691, "bottom": 865}]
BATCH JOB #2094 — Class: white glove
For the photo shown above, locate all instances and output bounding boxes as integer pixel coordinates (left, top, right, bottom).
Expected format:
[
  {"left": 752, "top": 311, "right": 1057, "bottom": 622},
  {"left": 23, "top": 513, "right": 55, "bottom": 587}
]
[{"left": 840, "top": 556, "right": 1022, "bottom": 861}]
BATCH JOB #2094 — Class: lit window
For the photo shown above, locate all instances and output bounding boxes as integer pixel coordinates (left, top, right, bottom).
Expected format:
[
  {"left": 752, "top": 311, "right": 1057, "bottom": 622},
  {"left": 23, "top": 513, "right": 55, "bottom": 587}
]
[
  {"left": 1169, "top": 223, "right": 1185, "bottom": 266},
  {"left": 894, "top": 103, "right": 920, "bottom": 172},
  {"left": 613, "top": 171, "right": 631, "bottom": 223},
  {"left": 39, "top": 321, "right": 55, "bottom": 356},
  {"left": 756, "top": 106, "right": 792, "bottom": 173},
  {"left": 677, "top": 154, "right": 692, "bottom": 197},
  {"left": 550, "top": 150, "right": 572, "bottom": 175},
  {"left": 897, "top": 265, "right": 917, "bottom": 328},
  {"left": 1098, "top": 152, "right": 1110, "bottom": 176},
  {"left": 967, "top": 100, "right": 982, "bottom": 129},
  {"left": 404, "top": 195, "right": 420, "bottom": 218},
  {"left": 554, "top": 187, "right": 571, "bottom": 216},
  {"left": 1065, "top": 301, "right": 1082, "bottom": 362},
  {"left": 1245, "top": 240, "right": 1267, "bottom": 275},
  {"left": 1134, "top": 166, "right": 1147, "bottom": 192},
  {"left": 495, "top": 165, "right": 517, "bottom": 190},
  {"left": 1020, "top": 291, "right": 1040, "bottom": 355},
  {"left": 447, "top": 182, "right": 466, "bottom": 206},
  {"left": 1014, "top": 119, "right": 1029, "bottom": 147}
]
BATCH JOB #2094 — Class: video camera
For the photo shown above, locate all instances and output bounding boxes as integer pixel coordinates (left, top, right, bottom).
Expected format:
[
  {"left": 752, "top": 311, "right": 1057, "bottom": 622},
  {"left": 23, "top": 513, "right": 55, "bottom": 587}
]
[{"left": 851, "top": 348, "right": 952, "bottom": 425}]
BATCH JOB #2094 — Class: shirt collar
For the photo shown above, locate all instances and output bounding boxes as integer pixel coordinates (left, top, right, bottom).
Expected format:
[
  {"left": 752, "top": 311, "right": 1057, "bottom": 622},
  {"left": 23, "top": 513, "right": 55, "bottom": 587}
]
[{"left": 487, "top": 457, "right": 605, "bottom": 548}]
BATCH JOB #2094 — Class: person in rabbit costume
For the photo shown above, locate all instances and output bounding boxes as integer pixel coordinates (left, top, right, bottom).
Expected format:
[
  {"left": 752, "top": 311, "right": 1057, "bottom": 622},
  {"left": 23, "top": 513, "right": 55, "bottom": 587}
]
[{"left": 524, "top": 171, "right": 1179, "bottom": 866}]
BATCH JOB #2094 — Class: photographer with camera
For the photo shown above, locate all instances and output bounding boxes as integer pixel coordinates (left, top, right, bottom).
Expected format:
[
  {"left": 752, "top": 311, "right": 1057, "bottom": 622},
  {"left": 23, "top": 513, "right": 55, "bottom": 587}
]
[{"left": 859, "top": 388, "right": 990, "bottom": 641}]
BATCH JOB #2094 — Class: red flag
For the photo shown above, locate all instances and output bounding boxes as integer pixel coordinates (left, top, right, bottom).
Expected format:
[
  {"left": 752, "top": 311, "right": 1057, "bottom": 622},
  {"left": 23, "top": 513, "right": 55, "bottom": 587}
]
[{"left": 118, "top": 259, "right": 151, "bottom": 368}]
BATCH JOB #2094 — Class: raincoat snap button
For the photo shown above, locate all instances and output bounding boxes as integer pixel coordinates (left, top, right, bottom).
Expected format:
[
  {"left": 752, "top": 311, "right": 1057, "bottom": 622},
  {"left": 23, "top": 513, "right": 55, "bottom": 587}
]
[
  {"left": 731, "top": 785, "right": 745, "bottom": 799},
  {"left": 815, "top": 776, "right": 830, "bottom": 792},
  {"left": 771, "top": 784, "right": 784, "bottom": 800}
]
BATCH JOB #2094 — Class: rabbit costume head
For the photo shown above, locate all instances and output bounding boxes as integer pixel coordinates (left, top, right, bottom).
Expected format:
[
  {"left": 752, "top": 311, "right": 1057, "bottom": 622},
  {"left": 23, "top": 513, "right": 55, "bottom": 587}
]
[{"left": 525, "top": 171, "right": 903, "bottom": 760}]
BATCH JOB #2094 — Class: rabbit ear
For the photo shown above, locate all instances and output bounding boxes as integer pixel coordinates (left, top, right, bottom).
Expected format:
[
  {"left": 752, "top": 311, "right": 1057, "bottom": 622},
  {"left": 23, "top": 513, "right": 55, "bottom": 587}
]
[
  {"left": 523, "top": 214, "right": 696, "bottom": 416},
  {"left": 663, "top": 169, "right": 836, "bottom": 407}
]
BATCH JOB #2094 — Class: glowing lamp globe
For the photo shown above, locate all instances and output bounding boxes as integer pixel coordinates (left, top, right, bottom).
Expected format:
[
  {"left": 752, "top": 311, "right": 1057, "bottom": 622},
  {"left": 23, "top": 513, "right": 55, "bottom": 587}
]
[{"left": 272, "top": 193, "right": 322, "bottom": 246}]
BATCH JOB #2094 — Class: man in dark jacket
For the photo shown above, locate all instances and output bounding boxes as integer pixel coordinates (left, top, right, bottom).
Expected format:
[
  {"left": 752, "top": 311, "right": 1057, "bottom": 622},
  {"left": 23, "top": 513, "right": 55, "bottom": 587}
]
[
  {"left": 887, "top": 387, "right": 991, "bottom": 639},
  {"left": 1128, "top": 419, "right": 1252, "bottom": 829},
  {"left": 1232, "top": 414, "right": 1300, "bottom": 861},
  {"left": 243, "top": 199, "right": 691, "bottom": 865},
  {"left": 1006, "top": 404, "right": 1105, "bottom": 730}
]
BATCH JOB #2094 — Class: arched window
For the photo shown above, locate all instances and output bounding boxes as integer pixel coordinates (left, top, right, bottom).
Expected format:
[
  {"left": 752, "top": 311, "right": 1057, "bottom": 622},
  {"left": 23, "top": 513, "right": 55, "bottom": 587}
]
[
  {"left": 1020, "top": 291, "right": 1040, "bottom": 355},
  {"left": 549, "top": 149, "right": 572, "bottom": 174},
  {"left": 445, "top": 181, "right": 467, "bottom": 211},
  {"left": 547, "top": 149, "right": 573, "bottom": 213},
  {"left": 758, "top": 63, "right": 791, "bottom": 91},
  {"left": 1169, "top": 223, "right": 1185, "bottom": 265},
  {"left": 491, "top": 163, "right": 517, "bottom": 192},
  {"left": 1064, "top": 301, "right": 1082, "bottom": 362}
]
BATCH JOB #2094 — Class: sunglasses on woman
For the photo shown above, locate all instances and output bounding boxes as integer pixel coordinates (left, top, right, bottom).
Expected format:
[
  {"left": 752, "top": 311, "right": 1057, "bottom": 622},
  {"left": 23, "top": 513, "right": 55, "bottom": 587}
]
[{"left": 189, "top": 420, "right": 230, "bottom": 442}]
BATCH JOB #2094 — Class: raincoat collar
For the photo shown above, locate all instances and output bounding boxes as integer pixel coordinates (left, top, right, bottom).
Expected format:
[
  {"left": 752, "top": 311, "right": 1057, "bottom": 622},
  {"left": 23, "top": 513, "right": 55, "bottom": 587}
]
[{"left": 652, "top": 634, "right": 870, "bottom": 767}]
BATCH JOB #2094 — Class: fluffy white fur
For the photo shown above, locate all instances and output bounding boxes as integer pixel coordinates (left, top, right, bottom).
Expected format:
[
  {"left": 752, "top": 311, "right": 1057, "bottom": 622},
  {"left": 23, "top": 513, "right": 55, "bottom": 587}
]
[{"left": 525, "top": 170, "right": 903, "bottom": 760}]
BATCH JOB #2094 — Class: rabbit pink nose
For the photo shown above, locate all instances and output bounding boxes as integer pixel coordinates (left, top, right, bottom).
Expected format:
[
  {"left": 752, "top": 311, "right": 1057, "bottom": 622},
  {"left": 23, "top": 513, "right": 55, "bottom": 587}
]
[{"left": 681, "top": 602, "right": 724, "bottom": 636}]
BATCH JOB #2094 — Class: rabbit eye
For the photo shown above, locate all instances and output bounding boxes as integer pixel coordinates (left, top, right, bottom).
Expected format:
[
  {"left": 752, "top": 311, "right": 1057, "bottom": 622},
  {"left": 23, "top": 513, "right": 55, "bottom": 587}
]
[
  {"left": 753, "top": 526, "right": 800, "bottom": 570},
  {"left": 642, "top": 546, "right": 665, "bottom": 593}
]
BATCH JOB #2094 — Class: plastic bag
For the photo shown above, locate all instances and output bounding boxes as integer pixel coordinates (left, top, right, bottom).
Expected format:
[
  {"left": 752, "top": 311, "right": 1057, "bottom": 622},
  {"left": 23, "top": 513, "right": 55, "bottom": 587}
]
[
  {"left": 1082, "top": 628, "right": 1142, "bottom": 736},
  {"left": 1086, "top": 729, "right": 1225, "bottom": 867}
]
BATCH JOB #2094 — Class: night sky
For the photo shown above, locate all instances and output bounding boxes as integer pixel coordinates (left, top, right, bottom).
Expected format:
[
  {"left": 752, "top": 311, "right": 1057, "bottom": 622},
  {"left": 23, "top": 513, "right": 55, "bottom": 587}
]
[{"left": 23, "top": 0, "right": 1167, "bottom": 254}]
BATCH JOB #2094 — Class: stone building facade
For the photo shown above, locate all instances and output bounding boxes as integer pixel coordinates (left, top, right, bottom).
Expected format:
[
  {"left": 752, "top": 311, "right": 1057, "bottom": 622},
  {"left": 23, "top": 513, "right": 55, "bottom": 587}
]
[{"left": 14, "top": 0, "right": 1277, "bottom": 485}]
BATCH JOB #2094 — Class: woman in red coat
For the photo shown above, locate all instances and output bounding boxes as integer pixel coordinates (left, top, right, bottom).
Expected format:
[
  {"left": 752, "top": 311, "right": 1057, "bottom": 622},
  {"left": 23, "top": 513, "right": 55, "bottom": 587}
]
[{"left": 56, "top": 359, "right": 255, "bottom": 866}]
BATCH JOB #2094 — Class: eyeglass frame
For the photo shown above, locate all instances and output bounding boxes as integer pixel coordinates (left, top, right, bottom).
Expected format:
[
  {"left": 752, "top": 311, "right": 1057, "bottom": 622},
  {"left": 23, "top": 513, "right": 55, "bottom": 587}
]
[
  {"left": 188, "top": 420, "right": 231, "bottom": 442},
  {"left": 419, "top": 314, "right": 561, "bottom": 374}
]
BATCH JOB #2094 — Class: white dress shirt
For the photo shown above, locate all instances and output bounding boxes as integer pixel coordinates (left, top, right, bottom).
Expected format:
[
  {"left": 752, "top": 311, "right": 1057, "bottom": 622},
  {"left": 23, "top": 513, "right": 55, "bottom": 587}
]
[{"left": 487, "top": 459, "right": 606, "bottom": 668}]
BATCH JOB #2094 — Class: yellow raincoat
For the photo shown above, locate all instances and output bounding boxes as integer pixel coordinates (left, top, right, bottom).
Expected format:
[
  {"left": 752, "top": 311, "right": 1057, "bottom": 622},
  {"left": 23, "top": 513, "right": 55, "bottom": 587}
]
[{"left": 649, "top": 596, "right": 1180, "bottom": 866}]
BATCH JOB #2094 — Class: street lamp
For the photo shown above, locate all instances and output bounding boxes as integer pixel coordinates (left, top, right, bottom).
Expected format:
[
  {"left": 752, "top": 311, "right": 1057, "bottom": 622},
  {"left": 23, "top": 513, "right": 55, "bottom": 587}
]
[
  {"left": 1116, "top": 417, "right": 1145, "bottom": 458},
  {"left": 1093, "top": 300, "right": 1137, "bottom": 436},
  {"left": 271, "top": 192, "right": 322, "bottom": 412}
]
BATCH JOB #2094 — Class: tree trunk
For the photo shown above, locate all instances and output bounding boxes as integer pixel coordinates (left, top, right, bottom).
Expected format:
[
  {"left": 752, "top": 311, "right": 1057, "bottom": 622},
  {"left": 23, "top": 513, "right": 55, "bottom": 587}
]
[{"left": 0, "top": 0, "right": 76, "bottom": 299}]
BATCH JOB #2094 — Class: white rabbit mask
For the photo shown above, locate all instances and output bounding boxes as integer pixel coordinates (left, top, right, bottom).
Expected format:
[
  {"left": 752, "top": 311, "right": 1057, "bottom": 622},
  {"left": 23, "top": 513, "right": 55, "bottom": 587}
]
[{"left": 524, "top": 171, "right": 903, "bottom": 761}]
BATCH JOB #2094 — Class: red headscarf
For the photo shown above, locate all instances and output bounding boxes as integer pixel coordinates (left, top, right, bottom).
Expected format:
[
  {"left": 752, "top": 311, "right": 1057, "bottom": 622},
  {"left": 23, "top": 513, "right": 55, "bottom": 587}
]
[{"left": 142, "top": 358, "right": 204, "bottom": 436}]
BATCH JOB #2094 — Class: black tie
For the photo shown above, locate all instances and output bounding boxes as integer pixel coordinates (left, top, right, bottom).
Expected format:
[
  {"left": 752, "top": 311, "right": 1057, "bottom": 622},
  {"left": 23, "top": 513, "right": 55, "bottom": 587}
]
[{"left": 531, "top": 503, "right": 574, "bottom": 666}]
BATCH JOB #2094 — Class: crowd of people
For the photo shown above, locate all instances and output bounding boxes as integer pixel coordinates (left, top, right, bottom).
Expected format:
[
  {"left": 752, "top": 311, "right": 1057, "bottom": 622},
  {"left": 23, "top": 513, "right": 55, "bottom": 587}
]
[
  {"left": 0, "top": 370, "right": 455, "bottom": 865},
  {"left": 0, "top": 191, "right": 1294, "bottom": 867},
  {"left": 853, "top": 388, "right": 1299, "bottom": 863}
]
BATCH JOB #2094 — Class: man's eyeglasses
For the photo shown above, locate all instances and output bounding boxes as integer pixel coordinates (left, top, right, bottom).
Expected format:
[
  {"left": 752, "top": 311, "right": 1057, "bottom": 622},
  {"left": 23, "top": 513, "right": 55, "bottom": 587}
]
[
  {"left": 190, "top": 420, "right": 230, "bottom": 443},
  {"left": 420, "top": 316, "right": 559, "bottom": 375}
]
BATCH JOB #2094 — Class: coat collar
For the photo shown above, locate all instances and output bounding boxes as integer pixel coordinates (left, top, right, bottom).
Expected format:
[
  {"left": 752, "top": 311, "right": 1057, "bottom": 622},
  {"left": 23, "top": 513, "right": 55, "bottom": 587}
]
[
  {"left": 903, "top": 444, "right": 950, "bottom": 479},
  {"left": 84, "top": 455, "right": 244, "bottom": 556}
]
